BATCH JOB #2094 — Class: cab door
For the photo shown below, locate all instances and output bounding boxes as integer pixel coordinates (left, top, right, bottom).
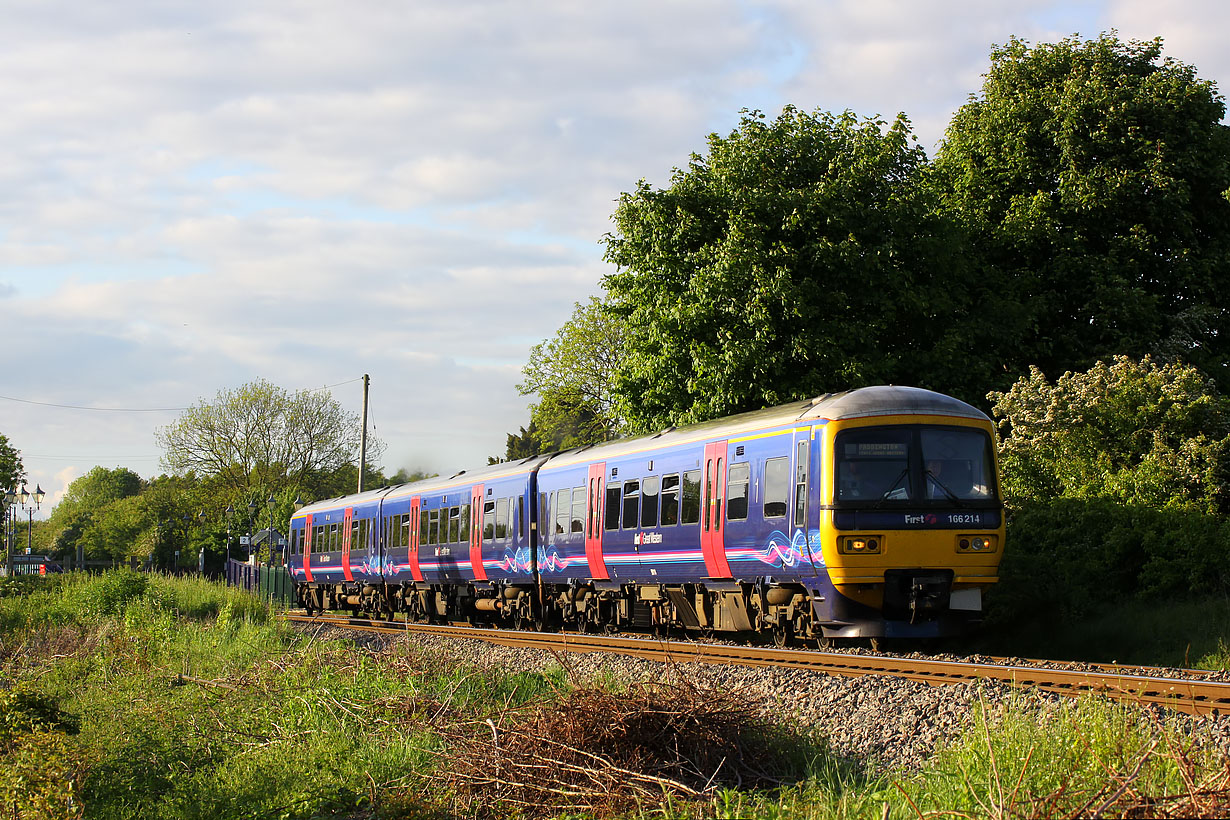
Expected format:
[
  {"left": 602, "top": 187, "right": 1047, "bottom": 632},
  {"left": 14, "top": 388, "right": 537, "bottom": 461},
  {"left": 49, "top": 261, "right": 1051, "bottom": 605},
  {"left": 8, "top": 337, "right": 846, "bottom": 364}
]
[
  {"left": 793, "top": 429, "right": 819, "bottom": 573},
  {"left": 700, "top": 441, "right": 733, "bottom": 578}
]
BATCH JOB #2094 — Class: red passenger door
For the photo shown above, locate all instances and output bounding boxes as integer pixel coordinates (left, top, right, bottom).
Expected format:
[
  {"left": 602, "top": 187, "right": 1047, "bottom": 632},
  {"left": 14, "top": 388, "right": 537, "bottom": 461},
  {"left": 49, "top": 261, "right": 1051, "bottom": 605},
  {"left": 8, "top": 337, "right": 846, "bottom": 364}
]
[
  {"left": 701, "top": 441, "right": 732, "bottom": 578},
  {"left": 585, "top": 462, "right": 610, "bottom": 580},
  {"left": 303, "top": 514, "right": 314, "bottom": 582},
  {"left": 408, "top": 496, "right": 423, "bottom": 581},
  {"left": 341, "top": 507, "right": 354, "bottom": 581},
  {"left": 470, "top": 485, "right": 487, "bottom": 581}
]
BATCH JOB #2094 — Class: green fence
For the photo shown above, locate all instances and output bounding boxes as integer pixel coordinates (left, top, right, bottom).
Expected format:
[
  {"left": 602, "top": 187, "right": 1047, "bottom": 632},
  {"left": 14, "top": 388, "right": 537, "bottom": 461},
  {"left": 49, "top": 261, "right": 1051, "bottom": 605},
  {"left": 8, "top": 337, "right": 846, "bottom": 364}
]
[{"left": 226, "top": 559, "right": 294, "bottom": 607}]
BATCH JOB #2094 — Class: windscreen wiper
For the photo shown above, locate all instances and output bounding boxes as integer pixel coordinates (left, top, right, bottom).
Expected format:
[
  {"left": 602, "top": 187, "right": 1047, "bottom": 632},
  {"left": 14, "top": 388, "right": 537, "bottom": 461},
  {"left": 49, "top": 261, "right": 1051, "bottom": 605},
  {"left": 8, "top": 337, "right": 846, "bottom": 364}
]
[
  {"left": 924, "top": 470, "right": 966, "bottom": 508},
  {"left": 873, "top": 468, "right": 911, "bottom": 508}
]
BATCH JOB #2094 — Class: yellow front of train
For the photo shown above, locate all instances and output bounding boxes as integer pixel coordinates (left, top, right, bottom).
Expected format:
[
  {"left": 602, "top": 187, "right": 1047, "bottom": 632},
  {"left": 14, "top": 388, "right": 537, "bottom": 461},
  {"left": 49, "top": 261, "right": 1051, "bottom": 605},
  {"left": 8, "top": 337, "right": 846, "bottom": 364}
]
[{"left": 811, "top": 396, "right": 1005, "bottom": 639}]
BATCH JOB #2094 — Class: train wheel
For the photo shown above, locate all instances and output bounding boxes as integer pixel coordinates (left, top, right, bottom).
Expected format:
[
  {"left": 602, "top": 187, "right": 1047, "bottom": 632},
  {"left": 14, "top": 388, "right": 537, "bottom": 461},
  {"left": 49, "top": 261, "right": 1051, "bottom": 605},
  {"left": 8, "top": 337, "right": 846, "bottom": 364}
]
[{"left": 773, "top": 622, "right": 793, "bottom": 648}]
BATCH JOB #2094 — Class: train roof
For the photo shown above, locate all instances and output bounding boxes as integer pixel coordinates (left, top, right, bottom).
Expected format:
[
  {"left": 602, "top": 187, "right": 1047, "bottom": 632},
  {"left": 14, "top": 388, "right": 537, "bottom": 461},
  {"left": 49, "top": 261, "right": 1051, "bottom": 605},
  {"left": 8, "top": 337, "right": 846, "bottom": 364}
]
[
  {"left": 292, "top": 386, "right": 987, "bottom": 514},
  {"left": 293, "top": 454, "right": 553, "bottom": 518},
  {"left": 539, "top": 386, "right": 988, "bottom": 470}
]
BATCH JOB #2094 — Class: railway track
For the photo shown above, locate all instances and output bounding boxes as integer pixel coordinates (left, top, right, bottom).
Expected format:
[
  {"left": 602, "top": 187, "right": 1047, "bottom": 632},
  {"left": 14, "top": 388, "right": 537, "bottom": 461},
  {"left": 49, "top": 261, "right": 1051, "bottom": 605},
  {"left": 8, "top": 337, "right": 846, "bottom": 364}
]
[{"left": 284, "top": 612, "right": 1230, "bottom": 717}]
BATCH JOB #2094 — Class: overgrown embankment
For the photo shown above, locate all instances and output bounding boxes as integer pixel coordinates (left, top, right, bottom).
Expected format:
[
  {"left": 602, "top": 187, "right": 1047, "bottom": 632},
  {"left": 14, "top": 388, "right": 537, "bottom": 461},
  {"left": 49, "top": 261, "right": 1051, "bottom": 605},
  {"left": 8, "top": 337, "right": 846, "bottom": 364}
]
[{"left": 2, "top": 571, "right": 1229, "bottom": 819}]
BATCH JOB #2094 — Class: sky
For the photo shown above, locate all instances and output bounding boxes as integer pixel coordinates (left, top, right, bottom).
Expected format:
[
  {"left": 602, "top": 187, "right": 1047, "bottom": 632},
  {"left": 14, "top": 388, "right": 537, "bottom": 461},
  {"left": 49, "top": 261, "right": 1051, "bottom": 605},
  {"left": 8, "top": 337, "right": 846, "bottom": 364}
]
[{"left": 2, "top": 0, "right": 1228, "bottom": 519}]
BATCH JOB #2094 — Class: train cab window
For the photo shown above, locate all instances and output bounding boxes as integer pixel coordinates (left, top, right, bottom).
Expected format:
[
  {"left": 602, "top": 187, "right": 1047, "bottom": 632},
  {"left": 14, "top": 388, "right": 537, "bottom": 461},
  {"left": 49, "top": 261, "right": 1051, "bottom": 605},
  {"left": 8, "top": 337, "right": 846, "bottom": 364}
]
[
  {"left": 681, "top": 470, "right": 701, "bottom": 524},
  {"left": 795, "top": 441, "right": 809, "bottom": 527},
  {"left": 621, "top": 480, "right": 640, "bottom": 529},
  {"left": 764, "top": 457, "right": 789, "bottom": 518},
  {"left": 837, "top": 428, "right": 913, "bottom": 502},
  {"left": 459, "top": 503, "right": 471, "bottom": 543},
  {"left": 449, "top": 506, "right": 460, "bottom": 542},
  {"left": 555, "top": 489, "right": 569, "bottom": 535},
  {"left": 920, "top": 428, "right": 995, "bottom": 500},
  {"left": 495, "top": 498, "right": 509, "bottom": 539},
  {"left": 727, "top": 462, "right": 750, "bottom": 521},
  {"left": 641, "top": 476, "right": 660, "bottom": 528},
  {"left": 484, "top": 501, "right": 496, "bottom": 540},
  {"left": 570, "top": 487, "right": 585, "bottom": 534},
  {"left": 660, "top": 474, "right": 680, "bottom": 525},
  {"left": 604, "top": 484, "right": 621, "bottom": 531}
]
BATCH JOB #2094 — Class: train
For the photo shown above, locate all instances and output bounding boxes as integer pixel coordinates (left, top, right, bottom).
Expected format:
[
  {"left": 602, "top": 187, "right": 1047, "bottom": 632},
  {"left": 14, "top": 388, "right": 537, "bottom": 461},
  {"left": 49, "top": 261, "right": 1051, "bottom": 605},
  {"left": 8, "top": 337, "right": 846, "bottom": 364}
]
[{"left": 287, "top": 385, "right": 1004, "bottom": 644}]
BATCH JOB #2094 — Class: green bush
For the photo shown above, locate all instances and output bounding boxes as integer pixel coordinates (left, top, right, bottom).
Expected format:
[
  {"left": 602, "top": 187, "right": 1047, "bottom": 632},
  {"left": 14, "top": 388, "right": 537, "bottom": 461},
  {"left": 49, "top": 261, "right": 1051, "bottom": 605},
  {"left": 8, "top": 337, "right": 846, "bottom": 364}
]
[{"left": 989, "top": 499, "right": 1230, "bottom": 629}]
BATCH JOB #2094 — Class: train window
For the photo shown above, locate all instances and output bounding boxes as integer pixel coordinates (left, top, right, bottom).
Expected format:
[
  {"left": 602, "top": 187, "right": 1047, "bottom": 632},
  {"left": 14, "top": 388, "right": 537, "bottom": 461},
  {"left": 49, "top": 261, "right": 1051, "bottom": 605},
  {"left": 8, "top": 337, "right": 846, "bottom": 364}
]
[
  {"left": 328, "top": 523, "right": 339, "bottom": 551},
  {"left": 495, "top": 498, "right": 509, "bottom": 539},
  {"left": 764, "top": 457, "right": 789, "bottom": 518},
  {"left": 356, "top": 520, "right": 368, "bottom": 551},
  {"left": 727, "top": 462, "right": 750, "bottom": 520},
  {"left": 428, "top": 509, "right": 440, "bottom": 545},
  {"left": 622, "top": 480, "right": 640, "bottom": 529},
  {"left": 539, "top": 493, "right": 547, "bottom": 537},
  {"left": 641, "top": 476, "right": 660, "bottom": 528},
  {"left": 604, "top": 485, "right": 621, "bottom": 530},
  {"left": 449, "top": 506, "right": 460, "bottom": 543},
  {"left": 570, "top": 487, "right": 585, "bottom": 534},
  {"left": 420, "top": 510, "right": 429, "bottom": 546},
  {"left": 660, "top": 474, "right": 680, "bottom": 525},
  {"left": 703, "top": 461, "right": 712, "bottom": 531},
  {"left": 681, "top": 470, "right": 701, "bottom": 524},
  {"left": 555, "top": 489, "right": 569, "bottom": 535},
  {"left": 795, "top": 441, "right": 809, "bottom": 527},
  {"left": 519, "top": 496, "right": 526, "bottom": 539},
  {"left": 484, "top": 501, "right": 496, "bottom": 541},
  {"left": 459, "top": 503, "right": 471, "bottom": 543}
]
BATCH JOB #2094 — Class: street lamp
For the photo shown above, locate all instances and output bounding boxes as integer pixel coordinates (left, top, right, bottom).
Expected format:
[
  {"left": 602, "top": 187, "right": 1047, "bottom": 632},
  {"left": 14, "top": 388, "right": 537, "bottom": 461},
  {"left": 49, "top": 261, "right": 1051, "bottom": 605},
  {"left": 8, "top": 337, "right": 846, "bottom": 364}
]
[
  {"left": 17, "top": 484, "right": 45, "bottom": 557},
  {"left": 246, "top": 499, "right": 257, "bottom": 561},
  {"left": 224, "top": 505, "right": 235, "bottom": 563},
  {"left": 266, "top": 494, "right": 277, "bottom": 568},
  {"left": 2, "top": 487, "right": 17, "bottom": 575},
  {"left": 179, "top": 512, "right": 189, "bottom": 572}
]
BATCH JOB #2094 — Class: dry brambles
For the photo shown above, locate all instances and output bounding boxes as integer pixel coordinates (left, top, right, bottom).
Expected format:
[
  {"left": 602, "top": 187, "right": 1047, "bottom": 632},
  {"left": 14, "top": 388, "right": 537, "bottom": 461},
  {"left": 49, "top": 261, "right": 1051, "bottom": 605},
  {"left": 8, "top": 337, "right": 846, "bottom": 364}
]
[{"left": 423, "top": 674, "right": 794, "bottom": 818}]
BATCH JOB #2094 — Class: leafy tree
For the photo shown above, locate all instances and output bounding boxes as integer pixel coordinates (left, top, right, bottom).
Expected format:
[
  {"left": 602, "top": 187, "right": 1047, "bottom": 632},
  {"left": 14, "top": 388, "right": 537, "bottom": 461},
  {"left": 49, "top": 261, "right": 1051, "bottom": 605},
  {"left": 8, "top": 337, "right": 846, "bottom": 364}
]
[
  {"left": 44, "top": 467, "right": 145, "bottom": 561},
  {"left": 602, "top": 106, "right": 982, "bottom": 432},
  {"left": 156, "top": 379, "right": 383, "bottom": 495},
  {"left": 517, "top": 297, "right": 627, "bottom": 447},
  {"left": 0, "top": 433, "right": 23, "bottom": 495},
  {"left": 935, "top": 33, "right": 1230, "bottom": 390},
  {"left": 989, "top": 356, "right": 1230, "bottom": 513}
]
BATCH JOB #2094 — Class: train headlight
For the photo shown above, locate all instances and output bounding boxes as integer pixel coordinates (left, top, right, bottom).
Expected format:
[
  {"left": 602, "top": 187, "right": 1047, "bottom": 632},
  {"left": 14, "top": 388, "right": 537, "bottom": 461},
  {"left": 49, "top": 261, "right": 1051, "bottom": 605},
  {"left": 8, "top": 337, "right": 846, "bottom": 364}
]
[
  {"left": 956, "top": 535, "right": 997, "bottom": 553},
  {"left": 841, "top": 536, "right": 882, "bottom": 554}
]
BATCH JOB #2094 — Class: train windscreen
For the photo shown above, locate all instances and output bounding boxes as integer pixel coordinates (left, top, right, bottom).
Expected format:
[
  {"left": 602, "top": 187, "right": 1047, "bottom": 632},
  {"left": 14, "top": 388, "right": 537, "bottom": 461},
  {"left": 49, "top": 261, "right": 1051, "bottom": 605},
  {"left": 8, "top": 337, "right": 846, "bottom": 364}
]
[{"left": 835, "top": 426, "right": 995, "bottom": 504}]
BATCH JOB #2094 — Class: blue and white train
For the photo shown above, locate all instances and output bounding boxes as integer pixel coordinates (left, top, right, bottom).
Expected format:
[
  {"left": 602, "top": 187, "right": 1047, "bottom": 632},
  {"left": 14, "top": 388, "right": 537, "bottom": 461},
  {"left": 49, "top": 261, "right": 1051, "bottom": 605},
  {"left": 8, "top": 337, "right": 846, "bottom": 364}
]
[{"left": 288, "top": 386, "right": 1004, "bottom": 642}]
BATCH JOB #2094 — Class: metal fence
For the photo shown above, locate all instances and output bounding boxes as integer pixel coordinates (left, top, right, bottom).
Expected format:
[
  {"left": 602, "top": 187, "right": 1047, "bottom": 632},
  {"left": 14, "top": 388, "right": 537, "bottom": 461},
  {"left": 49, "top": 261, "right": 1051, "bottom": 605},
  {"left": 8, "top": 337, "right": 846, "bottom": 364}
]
[{"left": 225, "top": 559, "right": 294, "bottom": 608}]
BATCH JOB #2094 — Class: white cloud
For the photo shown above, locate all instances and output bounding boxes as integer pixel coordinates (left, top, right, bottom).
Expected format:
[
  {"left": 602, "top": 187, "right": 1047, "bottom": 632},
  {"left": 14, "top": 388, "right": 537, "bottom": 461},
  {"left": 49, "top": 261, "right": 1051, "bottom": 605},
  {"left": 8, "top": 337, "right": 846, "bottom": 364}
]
[{"left": 2, "top": 0, "right": 1226, "bottom": 515}]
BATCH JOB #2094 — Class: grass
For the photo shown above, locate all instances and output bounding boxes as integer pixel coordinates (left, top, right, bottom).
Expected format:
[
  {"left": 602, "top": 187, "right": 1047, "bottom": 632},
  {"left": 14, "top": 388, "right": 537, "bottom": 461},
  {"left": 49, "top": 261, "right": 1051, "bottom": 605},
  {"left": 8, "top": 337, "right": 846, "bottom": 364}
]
[{"left": 0, "top": 571, "right": 1227, "bottom": 819}]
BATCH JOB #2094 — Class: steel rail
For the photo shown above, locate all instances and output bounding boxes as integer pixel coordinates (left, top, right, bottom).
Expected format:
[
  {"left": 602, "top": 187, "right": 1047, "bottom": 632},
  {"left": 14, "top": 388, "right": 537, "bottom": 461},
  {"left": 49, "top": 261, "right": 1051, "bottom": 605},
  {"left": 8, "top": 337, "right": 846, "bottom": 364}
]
[{"left": 284, "top": 613, "right": 1230, "bottom": 717}]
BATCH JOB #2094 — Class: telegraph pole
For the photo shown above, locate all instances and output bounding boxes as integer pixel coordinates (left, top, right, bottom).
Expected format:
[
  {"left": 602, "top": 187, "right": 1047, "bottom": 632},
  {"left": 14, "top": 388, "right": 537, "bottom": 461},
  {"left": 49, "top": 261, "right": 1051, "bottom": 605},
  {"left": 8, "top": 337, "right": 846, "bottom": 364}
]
[{"left": 357, "top": 374, "right": 370, "bottom": 494}]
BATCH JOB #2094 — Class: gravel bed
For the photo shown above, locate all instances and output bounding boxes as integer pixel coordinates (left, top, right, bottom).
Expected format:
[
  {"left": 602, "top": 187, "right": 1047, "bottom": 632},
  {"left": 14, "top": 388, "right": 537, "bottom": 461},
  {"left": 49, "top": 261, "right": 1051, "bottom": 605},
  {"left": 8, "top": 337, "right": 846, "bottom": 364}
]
[{"left": 296, "top": 623, "right": 1230, "bottom": 774}]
